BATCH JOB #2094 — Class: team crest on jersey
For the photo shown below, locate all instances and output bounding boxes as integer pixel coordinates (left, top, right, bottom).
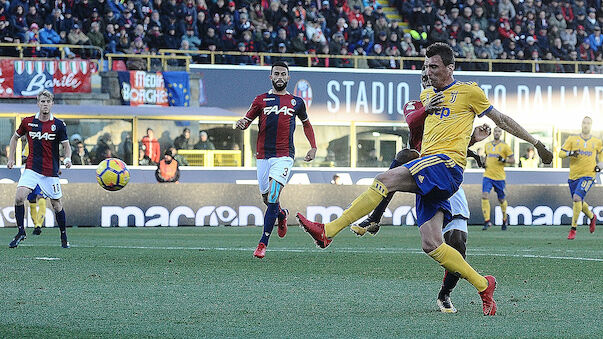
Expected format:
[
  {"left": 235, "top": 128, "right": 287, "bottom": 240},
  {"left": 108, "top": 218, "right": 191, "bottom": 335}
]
[
  {"left": 293, "top": 79, "right": 312, "bottom": 108},
  {"left": 51, "top": 124, "right": 56, "bottom": 131},
  {"left": 450, "top": 91, "right": 458, "bottom": 103}
]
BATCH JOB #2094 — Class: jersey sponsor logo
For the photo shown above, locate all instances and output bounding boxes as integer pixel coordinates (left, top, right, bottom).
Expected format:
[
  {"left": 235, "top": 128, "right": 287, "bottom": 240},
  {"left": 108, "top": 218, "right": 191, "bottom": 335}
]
[
  {"left": 262, "top": 97, "right": 275, "bottom": 101},
  {"left": 29, "top": 131, "right": 56, "bottom": 140},
  {"left": 430, "top": 107, "right": 451, "bottom": 119},
  {"left": 263, "top": 105, "right": 295, "bottom": 116}
]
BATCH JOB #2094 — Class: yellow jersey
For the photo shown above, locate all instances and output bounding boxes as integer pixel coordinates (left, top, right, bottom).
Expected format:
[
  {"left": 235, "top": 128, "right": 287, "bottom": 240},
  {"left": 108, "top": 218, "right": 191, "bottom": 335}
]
[
  {"left": 484, "top": 141, "right": 513, "bottom": 180},
  {"left": 561, "top": 135, "right": 602, "bottom": 180},
  {"left": 420, "top": 80, "right": 493, "bottom": 168}
]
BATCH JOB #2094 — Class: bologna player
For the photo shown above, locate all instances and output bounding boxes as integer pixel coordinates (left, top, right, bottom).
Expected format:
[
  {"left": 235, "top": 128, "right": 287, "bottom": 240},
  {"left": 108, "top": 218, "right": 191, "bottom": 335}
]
[
  {"left": 236, "top": 61, "right": 317, "bottom": 259},
  {"left": 351, "top": 68, "right": 491, "bottom": 313},
  {"left": 559, "top": 116, "right": 601, "bottom": 239},
  {"left": 481, "top": 127, "right": 514, "bottom": 230},
  {"left": 297, "top": 43, "right": 553, "bottom": 315},
  {"left": 6, "top": 90, "right": 72, "bottom": 248}
]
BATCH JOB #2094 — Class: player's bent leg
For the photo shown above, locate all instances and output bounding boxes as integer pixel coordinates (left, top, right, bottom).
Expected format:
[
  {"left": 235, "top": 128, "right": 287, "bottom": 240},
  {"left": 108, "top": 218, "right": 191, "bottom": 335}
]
[
  {"left": 298, "top": 178, "right": 390, "bottom": 248},
  {"left": 582, "top": 201, "right": 596, "bottom": 233},
  {"left": 256, "top": 179, "right": 283, "bottom": 257},
  {"left": 438, "top": 228, "right": 468, "bottom": 312},
  {"left": 499, "top": 199, "right": 508, "bottom": 230},
  {"left": 481, "top": 191, "right": 491, "bottom": 230},
  {"left": 9, "top": 186, "right": 34, "bottom": 248},
  {"left": 50, "top": 198, "right": 69, "bottom": 248}
]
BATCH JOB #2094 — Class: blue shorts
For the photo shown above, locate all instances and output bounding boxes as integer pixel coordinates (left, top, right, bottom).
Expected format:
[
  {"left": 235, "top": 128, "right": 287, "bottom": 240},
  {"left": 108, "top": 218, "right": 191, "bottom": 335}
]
[
  {"left": 482, "top": 177, "right": 506, "bottom": 199},
  {"left": 568, "top": 177, "right": 594, "bottom": 200},
  {"left": 27, "top": 185, "right": 46, "bottom": 202},
  {"left": 403, "top": 154, "right": 464, "bottom": 227}
]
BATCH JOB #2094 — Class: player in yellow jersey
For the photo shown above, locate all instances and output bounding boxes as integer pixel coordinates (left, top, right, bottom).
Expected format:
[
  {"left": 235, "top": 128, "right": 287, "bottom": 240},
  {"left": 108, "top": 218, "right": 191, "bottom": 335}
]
[
  {"left": 296, "top": 42, "right": 553, "bottom": 316},
  {"left": 559, "top": 116, "right": 602, "bottom": 240},
  {"left": 481, "top": 127, "right": 515, "bottom": 231}
]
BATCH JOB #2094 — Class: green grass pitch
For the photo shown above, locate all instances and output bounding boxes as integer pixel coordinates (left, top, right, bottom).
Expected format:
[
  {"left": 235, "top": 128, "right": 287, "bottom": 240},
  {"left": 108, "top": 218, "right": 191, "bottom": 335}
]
[{"left": 1, "top": 226, "right": 601, "bottom": 338}]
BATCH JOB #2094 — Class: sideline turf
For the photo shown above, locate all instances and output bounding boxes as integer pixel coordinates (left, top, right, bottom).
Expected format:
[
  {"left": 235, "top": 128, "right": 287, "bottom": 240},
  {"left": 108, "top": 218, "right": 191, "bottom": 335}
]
[{"left": 1, "top": 226, "right": 601, "bottom": 338}]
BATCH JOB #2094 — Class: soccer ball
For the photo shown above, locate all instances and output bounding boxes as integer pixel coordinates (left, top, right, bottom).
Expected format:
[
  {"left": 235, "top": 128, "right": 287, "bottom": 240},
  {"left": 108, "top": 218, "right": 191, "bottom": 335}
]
[{"left": 96, "top": 158, "right": 130, "bottom": 191}]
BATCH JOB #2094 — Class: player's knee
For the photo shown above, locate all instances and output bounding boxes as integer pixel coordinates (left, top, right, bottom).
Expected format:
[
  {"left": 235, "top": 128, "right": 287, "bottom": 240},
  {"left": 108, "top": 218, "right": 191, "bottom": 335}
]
[
  {"left": 262, "top": 194, "right": 269, "bottom": 206},
  {"left": 498, "top": 198, "right": 506, "bottom": 204},
  {"left": 572, "top": 194, "right": 582, "bottom": 202},
  {"left": 446, "top": 230, "right": 467, "bottom": 258},
  {"left": 50, "top": 199, "right": 63, "bottom": 212},
  {"left": 267, "top": 181, "right": 282, "bottom": 204},
  {"left": 481, "top": 192, "right": 488, "bottom": 199}
]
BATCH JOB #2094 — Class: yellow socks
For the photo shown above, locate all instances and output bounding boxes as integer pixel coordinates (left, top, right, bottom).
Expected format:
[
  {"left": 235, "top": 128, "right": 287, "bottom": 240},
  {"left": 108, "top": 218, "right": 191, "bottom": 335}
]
[
  {"left": 35, "top": 198, "right": 46, "bottom": 227},
  {"left": 572, "top": 201, "right": 582, "bottom": 227},
  {"left": 481, "top": 199, "right": 490, "bottom": 222},
  {"left": 29, "top": 203, "right": 37, "bottom": 227},
  {"left": 582, "top": 201, "right": 594, "bottom": 220},
  {"left": 429, "top": 243, "right": 488, "bottom": 292},
  {"left": 500, "top": 200, "right": 508, "bottom": 220},
  {"left": 325, "top": 179, "right": 388, "bottom": 238}
]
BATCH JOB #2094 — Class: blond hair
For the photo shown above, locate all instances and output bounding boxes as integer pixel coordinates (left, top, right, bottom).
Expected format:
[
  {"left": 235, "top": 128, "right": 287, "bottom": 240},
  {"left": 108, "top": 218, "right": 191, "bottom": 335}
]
[{"left": 37, "top": 90, "right": 54, "bottom": 102}]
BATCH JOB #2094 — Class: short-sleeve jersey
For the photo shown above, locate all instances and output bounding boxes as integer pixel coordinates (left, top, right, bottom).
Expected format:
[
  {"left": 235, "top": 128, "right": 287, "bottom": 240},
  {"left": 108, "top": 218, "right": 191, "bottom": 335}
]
[
  {"left": 245, "top": 91, "right": 309, "bottom": 159},
  {"left": 420, "top": 81, "right": 493, "bottom": 168},
  {"left": 16, "top": 114, "right": 68, "bottom": 177},
  {"left": 484, "top": 141, "right": 513, "bottom": 180},
  {"left": 561, "top": 135, "right": 603, "bottom": 180}
]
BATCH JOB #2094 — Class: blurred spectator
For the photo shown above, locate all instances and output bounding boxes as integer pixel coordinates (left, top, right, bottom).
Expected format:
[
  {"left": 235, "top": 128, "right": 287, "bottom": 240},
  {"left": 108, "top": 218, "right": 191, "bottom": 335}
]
[
  {"left": 587, "top": 26, "right": 602, "bottom": 52},
  {"left": 182, "top": 26, "right": 201, "bottom": 50},
  {"left": 72, "top": 142, "right": 92, "bottom": 165},
  {"left": 93, "top": 132, "right": 118, "bottom": 164},
  {"left": 141, "top": 128, "right": 161, "bottom": 164},
  {"left": 0, "top": 145, "right": 8, "bottom": 165},
  {"left": 126, "top": 36, "right": 149, "bottom": 70},
  {"left": 87, "top": 22, "right": 105, "bottom": 58},
  {"left": 194, "top": 131, "right": 215, "bottom": 150},
  {"left": 519, "top": 147, "right": 539, "bottom": 168},
  {"left": 155, "top": 150, "right": 180, "bottom": 183},
  {"left": 168, "top": 146, "right": 188, "bottom": 166},
  {"left": 331, "top": 174, "right": 342, "bottom": 185}
]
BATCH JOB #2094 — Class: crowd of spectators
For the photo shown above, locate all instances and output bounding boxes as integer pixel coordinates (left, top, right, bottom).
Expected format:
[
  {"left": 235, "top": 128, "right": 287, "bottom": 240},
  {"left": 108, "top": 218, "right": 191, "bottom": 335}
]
[{"left": 0, "top": 0, "right": 600, "bottom": 72}]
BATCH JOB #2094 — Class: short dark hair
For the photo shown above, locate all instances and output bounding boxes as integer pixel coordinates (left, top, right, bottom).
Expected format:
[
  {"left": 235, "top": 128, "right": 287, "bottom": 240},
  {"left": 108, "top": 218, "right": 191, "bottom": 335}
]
[
  {"left": 271, "top": 61, "right": 289, "bottom": 72},
  {"left": 426, "top": 42, "right": 455, "bottom": 66}
]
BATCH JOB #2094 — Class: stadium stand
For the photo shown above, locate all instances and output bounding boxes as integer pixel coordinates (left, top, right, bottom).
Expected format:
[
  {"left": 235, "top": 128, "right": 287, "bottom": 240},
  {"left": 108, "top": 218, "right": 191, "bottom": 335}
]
[{"left": 0, "top": 0, "right": 599, "bottom": 72}]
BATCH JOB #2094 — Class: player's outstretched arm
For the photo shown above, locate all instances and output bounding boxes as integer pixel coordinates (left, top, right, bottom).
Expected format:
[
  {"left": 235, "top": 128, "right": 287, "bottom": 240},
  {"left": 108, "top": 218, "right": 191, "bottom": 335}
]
[
  {"left": 485, "top": 108, "right": 553, "bottom": 164},
  {"left": 302, "top": 120, "right": 317, "bottom": 161},
  {"left": 6, "top": 132, "right": 19, "bottom": 169}
]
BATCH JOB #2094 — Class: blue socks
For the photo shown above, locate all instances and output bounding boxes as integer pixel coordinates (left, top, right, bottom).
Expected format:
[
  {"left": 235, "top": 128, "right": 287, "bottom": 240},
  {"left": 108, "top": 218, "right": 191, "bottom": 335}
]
[
  {"left": 15, "top": 204, "right": 25, "bottom": 233},
  {"left": 55, "top": 209, "right": 67, "bottom": 240},
  {"left": 260, "top": 203, "right": 279, "bottom": 246}
]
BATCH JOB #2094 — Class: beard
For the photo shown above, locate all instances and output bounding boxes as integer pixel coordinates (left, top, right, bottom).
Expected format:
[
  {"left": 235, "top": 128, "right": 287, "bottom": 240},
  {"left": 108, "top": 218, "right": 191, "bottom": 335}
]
[{"left": 272, "top": 80, "right": 288, "bottom": 92}]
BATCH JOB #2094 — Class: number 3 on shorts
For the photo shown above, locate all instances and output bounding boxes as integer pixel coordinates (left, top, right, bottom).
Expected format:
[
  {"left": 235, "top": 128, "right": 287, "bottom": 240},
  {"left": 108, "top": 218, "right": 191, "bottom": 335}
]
[{"left": 282, "top": 168, "right": 288, "bottom": 177}]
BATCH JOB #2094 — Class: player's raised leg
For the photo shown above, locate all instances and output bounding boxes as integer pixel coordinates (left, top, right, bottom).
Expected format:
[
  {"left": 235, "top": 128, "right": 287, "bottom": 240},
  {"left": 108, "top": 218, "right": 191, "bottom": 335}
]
[
  {"left": 297, "top": 164, "right": 417, "bottom": 248},
  {"left": 9, "top": 186, "right": 33, "bottom": 248},
  {"left": 437, "top": 228, "right": 467, "bottom": 313},
  {"left": 351, "top": 149, "right": 419, "bottom": 236}
]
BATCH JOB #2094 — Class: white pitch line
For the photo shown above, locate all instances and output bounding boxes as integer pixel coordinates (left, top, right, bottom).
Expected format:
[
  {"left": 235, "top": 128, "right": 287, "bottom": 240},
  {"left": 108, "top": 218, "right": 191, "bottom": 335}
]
[
  {"left": 22, "top": 244, "right": 600, "bottom": 262},
  {"left": 34, "top": 257, "right": 60, "bottom": 260}
]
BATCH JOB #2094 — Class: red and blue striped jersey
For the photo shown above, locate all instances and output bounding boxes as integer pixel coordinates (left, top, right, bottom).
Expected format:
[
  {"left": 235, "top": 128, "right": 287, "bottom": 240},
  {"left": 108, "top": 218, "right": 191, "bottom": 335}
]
[
  {"left": 404, "top": 100, "right": 427, "bottom": 152},
  {"left": 245, "top": 91, "right": 309, "bottom": 159},
  {"left": 16, "top": 114, "right": 68, "bottom": 177}
]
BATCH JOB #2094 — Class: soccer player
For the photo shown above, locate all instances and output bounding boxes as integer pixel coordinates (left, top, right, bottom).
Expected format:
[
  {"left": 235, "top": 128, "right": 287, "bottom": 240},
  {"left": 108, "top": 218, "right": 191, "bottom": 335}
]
[
  {"left": 236, "top": 61, "right": 317, "bottom": 259},
  {"left": 28, "top": 185, "right": 48, "bottom": 235},
  {"left": 481, "top": 127, "right": 514, "bottom": 231},
  {"left": 6, "top": 90, "right": 72, "bottom": 248},
  {"left": 350, "top": 68, "right": 490, "bottom": 313},
  {"left": 297, "top": 43, "right": 553, "bottom": 315},
  {"left": 559, "top": 116, "right": 601, "bottom": 240}
]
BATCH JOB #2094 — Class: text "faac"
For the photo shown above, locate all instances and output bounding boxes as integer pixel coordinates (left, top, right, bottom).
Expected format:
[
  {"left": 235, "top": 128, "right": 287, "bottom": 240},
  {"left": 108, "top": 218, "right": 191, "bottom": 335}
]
[
  {"left": 263, "top": 106, "right": 295, "bottom": 116},
  {"left": 29, "top": 131, "right": 56, "bottom": 140}
]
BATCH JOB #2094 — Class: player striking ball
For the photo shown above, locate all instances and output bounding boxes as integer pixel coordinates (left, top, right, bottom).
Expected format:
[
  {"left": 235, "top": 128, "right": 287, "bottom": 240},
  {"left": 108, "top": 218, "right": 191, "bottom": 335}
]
[
  {"left": 559, "top": 116, "right": 600, "bottom": 239},
  {"left": 6, "top": 90, "right": 72, "bottom": 248},
  {"left": 236, "top": 61, "right": 317, "bottom": 259},
  {"left": 297, "top": 43, "right": 553, "bottom": 315},
  {"left": 351, "top": 67, "right": 490, "bottom": 313}
]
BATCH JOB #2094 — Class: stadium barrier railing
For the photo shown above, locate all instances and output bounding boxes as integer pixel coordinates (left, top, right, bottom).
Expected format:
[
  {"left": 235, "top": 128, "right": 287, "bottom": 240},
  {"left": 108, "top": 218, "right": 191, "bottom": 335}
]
[
  {"left": 158, "top": 49, "right": 602, "bottom": 73},
  {"left": 0, "top": 42, "right": 103, "bottom": 68},
  {"left": 106, "top": 53, "right": 191, "bottom": 72},
  {"left": 177, "top": 150, "right": 242, "bottom": 167}
]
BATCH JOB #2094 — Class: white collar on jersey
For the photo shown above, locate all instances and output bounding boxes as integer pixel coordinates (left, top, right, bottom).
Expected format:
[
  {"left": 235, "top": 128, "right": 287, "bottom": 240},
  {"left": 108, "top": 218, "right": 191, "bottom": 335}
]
[
  {"left": 268, "top": 89, "right": 291, "bottom": 95},
  {"left": 35, "top": 111, "right": 54, "bottom": 120}
]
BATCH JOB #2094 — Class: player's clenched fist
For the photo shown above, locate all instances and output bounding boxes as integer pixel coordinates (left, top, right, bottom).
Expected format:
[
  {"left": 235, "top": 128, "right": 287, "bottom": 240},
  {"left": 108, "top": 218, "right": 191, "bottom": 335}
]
[
  {"left": 235, "top": 118, "right": 249, "bottom": 130},
  {"left": 535, "top": 141, "right": 553, "bottom": 164},
  {"left": 304, "top": 148, "right": 317, "bottom": 162},
  {"left": 7, "top": 159, "right": 14, "bottom": 169}
]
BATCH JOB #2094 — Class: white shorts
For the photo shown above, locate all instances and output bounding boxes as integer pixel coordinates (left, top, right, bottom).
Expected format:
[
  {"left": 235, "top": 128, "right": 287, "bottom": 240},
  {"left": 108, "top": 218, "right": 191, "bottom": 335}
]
[
  {"left": 256, "top": 156, "right": 294, "bottom": 194},
  {"left": 442, "top": 187, "right": 469, "bottom": 234},
  {"left": 18, "top": 169, "right": 62, "bottom": 200}
]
